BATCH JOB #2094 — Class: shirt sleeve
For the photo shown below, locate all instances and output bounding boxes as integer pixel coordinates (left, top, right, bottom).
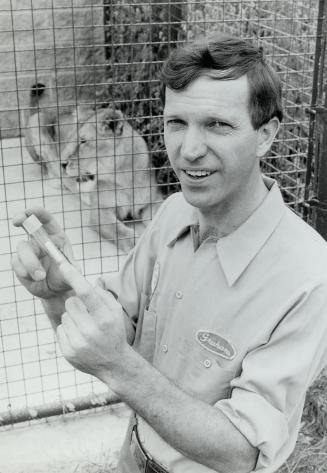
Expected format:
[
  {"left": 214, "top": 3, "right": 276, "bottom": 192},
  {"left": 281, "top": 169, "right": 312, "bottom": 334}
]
[{"left": 215, "top": 280, "right": 327, "bottom": 471}]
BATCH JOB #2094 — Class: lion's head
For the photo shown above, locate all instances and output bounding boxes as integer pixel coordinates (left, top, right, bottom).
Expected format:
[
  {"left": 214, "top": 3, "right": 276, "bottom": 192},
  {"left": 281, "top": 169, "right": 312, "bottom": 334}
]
[{"left": 59, "top": 107, "right": 149, "bottom": 198}]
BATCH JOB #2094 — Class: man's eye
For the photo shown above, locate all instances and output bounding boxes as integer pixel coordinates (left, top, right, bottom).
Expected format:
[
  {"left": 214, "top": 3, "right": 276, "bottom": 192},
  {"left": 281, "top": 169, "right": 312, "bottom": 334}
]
[
  {"left": 166, "top": 119, "right": 185, "bottom": 126},
  {"left": 208, "top": 121, "right": 230, "bottom": 129},
  {"left": 80, "top": 138, "right": 87, "bottom": 145}
]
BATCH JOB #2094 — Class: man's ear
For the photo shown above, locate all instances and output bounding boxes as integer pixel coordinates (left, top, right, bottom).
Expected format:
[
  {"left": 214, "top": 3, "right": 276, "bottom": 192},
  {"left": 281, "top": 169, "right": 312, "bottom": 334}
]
[{"left": 256, "top": 117, "right": 280, "bottom": 158}]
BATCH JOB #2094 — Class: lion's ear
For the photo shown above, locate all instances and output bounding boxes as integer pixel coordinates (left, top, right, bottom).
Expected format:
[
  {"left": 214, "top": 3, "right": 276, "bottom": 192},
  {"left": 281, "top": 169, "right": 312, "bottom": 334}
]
[{"left": 100, "top": 109, "right": 124, "bottom": 136}]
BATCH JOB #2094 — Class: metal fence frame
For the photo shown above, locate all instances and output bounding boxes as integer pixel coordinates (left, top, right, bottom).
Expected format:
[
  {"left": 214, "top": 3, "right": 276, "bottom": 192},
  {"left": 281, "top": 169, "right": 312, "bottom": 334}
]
[{"left": 306, "top": 0, "right": 327, "bottom": 237}]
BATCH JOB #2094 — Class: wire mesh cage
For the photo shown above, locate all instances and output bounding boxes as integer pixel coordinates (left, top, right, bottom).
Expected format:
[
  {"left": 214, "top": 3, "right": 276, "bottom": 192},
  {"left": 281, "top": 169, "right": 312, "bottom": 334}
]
[{"left": 0, "top": 0, "right": 323, "bottom": 426}]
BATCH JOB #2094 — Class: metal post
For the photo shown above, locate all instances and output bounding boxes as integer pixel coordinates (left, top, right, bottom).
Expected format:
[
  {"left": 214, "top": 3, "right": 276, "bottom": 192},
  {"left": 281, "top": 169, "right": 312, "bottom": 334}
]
[
  {"left": 314, "top": 102, "right": 327, "bottom": 237},
  {"left": 313, "top": 0, "right": 327, "bottom": 238}
]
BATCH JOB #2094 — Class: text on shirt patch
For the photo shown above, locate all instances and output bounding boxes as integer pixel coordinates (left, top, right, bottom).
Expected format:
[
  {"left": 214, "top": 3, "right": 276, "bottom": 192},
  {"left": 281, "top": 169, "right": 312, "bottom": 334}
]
[{"left": 196, "top": 330, "right": 237, "bottom": 360}]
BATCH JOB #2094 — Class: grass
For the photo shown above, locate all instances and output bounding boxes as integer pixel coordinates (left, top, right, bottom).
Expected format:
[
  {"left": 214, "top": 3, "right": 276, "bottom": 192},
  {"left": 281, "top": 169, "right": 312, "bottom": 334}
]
[
  {"left": 279, "top": 436, "right": 327, "bottom": 473},
  {"left": 278, "top": 370, "right": 327, "bottom": 472}
]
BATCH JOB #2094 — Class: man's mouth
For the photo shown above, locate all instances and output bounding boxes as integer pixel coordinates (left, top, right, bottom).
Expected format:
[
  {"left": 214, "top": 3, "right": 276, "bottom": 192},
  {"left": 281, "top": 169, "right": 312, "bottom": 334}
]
[{"left": 183, "top": 169, "right": 215, "bottom": 179}]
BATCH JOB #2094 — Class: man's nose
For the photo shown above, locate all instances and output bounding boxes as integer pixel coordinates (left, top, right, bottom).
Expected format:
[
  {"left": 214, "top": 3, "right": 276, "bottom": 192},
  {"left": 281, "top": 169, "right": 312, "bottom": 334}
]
[{"left": 180, "top": 128, "right": 207, "bottom": 161}]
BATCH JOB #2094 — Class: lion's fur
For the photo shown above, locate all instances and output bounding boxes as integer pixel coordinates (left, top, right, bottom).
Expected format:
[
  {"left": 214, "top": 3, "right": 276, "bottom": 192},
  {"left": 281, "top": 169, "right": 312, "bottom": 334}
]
[{"left": 24, "top": 84, "right": 162, "bottom": 250}]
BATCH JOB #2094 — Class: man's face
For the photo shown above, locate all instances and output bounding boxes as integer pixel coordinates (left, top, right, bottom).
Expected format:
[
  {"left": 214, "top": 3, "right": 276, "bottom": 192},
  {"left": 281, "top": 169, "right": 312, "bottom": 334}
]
[{"left": 164, "top": 75, "right": 264, "bottom": 217}]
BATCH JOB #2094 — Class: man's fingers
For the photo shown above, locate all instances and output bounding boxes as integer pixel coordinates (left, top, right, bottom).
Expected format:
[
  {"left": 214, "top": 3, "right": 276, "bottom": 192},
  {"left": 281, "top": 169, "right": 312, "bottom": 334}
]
[
  {"left": 12, "top": 254, "right": 30, "bottom": 280},
  {"left": 96, "top": 285, "right": 120, "bottom": 307},
  {"left": 56, "top": 324, "right": 72, "bottom": 355},
  {"left": 61, "top": 311, "right": 86, "bottom": 346},
  {"left": 96, "top": 277, "right": 119, "bottom": 300},
  {"left": 15, "top": 241, "right": 46, "bottom": 281},
  {"left": 59, "top": 261, "right": 100, "bottom": 312},
  {"left": 60, "top": 262, "right": 119, "bottom": 317},
  {"left": 13, "top": 206, "right": 64, "bottom": 236},
  {"left": 64, "top": 296, "right": 93, "bottom": 328}
]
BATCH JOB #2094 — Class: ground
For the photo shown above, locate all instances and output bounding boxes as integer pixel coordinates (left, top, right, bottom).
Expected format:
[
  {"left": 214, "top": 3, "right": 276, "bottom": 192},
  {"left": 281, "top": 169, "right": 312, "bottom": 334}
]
[{"left": 0, "top": 403, "right": 130, "bottom": 473}]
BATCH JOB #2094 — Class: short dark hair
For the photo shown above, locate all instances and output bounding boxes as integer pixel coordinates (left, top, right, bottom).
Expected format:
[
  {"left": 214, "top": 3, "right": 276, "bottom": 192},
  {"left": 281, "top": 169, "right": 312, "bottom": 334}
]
[{"left": 160, "top": 32, "right": 283, "bottom": 129}]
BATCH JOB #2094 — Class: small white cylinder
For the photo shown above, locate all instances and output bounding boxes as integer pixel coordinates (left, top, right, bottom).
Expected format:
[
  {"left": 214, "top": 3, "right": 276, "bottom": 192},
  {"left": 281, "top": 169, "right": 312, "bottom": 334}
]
[{"left": 22, "top": 215, "right": 66, "bottom": 265}]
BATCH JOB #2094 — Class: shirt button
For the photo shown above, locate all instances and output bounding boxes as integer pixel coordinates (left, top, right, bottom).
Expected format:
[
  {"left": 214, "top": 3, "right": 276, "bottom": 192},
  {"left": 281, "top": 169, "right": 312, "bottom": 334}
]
[
  {"left": 175, "top": 290, "right": 183, "bottom": 299},
  {"left": 204, "top": 359, "right": 212, "bottom": 368},
  {"left": 162, "top": 344, "right": 168, "bottom": 353}
]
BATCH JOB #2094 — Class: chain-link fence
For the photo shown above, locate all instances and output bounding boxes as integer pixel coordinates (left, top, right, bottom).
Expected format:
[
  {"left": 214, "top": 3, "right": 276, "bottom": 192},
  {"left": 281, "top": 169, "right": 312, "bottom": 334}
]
[{"left": 0, "top": 0, "right": 325, "bottom": 427}]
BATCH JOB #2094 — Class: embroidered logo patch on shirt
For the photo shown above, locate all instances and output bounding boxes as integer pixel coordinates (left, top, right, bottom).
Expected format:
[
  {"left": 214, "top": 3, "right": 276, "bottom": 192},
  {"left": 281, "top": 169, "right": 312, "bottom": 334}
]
[{"left": 196, "top": 330, "right": 236, "bottom": 360}]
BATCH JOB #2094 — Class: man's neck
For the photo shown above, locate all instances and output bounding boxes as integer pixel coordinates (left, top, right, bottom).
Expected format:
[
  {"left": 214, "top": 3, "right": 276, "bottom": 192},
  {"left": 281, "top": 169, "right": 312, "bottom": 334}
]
[{"left": 197, "top": 177, "right": 269, "bottom": 242}]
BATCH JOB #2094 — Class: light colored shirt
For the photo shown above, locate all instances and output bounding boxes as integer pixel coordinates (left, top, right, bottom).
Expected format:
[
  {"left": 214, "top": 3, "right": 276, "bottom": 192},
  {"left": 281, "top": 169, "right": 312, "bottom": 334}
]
[{"left": 102, "top": 177, "right": 327, "bottom": 473}]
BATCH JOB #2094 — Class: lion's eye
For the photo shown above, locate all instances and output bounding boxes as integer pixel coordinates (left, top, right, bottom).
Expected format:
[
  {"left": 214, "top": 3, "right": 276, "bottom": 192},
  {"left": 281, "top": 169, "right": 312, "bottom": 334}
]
[{"left": 80, "top": 138, "right": 87, "bottom": 145}]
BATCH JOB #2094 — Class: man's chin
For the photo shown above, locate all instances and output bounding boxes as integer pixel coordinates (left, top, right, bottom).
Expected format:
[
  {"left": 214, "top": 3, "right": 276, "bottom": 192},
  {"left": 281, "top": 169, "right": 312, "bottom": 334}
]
[{"left": 181, "top": 188, "right": 214, "bottom": 210}]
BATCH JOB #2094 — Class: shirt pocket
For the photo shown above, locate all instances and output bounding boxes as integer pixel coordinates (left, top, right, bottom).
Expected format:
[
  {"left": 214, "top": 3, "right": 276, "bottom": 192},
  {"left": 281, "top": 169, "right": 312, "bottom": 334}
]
[
  {"left": 179, "top": 342, "right": 237, "bottom": 405},
  {"left": 133, "top": 307, "right": 157, "bottom": 364}
]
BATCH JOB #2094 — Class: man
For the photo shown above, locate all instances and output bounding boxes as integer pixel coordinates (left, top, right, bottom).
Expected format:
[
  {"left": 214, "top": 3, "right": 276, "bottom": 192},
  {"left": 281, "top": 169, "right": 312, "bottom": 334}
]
[{"left": 12, "top": 32, "right": 327, "bottom": 473}]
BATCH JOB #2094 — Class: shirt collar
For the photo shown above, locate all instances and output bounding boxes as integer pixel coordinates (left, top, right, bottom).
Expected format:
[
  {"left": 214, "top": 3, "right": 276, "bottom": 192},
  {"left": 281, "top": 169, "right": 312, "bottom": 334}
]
[
  {"left": 167, "top": 177, "right": 286, "bottom": 286},
  {"left": 217, "top": 177, "right": 286, "bottom": 286},
  {"left": 166, "top": 205, "right": 198, "bottom": 247}
]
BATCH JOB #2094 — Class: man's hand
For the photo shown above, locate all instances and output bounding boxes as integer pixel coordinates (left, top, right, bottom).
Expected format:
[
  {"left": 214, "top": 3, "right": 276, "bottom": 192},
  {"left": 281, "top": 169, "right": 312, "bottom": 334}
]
[
  {"left": 12, "top": 206, "right": 75, "bottom": 299},
  {"left": 56, "top": 262, "right": 128, "bottom": 383}
]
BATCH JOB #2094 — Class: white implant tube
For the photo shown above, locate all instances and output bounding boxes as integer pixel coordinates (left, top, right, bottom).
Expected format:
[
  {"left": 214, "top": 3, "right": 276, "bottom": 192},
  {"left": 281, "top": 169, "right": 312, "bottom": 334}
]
[{"left": 22, "top": 215, "right": 66, "bottom": 265}]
